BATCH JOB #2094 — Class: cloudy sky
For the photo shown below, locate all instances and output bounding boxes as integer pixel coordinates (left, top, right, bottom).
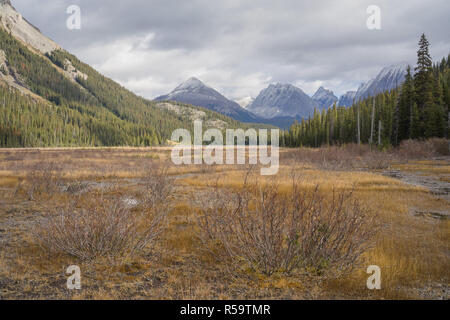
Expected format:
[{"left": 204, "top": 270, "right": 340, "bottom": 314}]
[{"left": 11, "top": 0, "right": 450, "bottom": 100}]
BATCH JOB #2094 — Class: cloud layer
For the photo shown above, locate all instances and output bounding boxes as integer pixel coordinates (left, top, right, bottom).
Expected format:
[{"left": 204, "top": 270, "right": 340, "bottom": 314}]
[{"left": 11, "top": 0, "right": 450, "bottom": 99}]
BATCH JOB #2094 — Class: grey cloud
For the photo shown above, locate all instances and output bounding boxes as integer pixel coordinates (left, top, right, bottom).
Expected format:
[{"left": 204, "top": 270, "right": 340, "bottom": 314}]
[{"left": 11, "top": 0, "right": 450, "bottom": 98}]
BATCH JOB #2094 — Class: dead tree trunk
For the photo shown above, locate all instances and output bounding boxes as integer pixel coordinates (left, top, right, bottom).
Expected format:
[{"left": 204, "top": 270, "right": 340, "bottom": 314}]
[
  {"left": 370, "top": 97, "right": 375, "bottom": 145},
  {"left": 357, "top": 103, "right": 361, "bottom": 145}
]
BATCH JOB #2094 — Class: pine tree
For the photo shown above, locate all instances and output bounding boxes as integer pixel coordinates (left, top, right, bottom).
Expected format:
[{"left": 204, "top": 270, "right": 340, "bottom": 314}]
[{"left": 414, "top": 34, "right": 434, "bottom": 136}]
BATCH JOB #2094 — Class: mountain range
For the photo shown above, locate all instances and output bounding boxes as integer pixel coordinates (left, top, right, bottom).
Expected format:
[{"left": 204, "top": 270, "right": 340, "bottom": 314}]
[{"left": 155, "top": 63, "right": 408, "bottom": 128}]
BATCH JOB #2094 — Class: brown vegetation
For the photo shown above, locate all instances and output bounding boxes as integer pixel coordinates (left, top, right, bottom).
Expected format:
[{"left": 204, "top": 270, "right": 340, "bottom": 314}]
[
  {"left": 197, "top": 168, "right": 377, "bottom": 277},
  {"left": 0, "top": 140, "right": 448, "bottom": 300}
]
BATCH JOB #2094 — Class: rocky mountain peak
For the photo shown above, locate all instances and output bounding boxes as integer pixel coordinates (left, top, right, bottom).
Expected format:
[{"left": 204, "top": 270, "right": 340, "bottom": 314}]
[
  {"left": 312, "top": 86, "right": 338, "bottom": 110},
  {"left": 313, "top": 86, "right": 333, "bottom": 98},
  {"left": 155, "top": 77, "right": 259, "bottom": 122},
  {"left": 247, "top": 83, "right": 316, "bottom": 119},
  {"left": 174, "top": 77, "right": 207, "bottom": 92}
]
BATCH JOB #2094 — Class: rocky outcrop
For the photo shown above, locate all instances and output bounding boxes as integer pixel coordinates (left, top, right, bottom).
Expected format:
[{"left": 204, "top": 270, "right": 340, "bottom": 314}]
[
  {"left": 0, "top": 1, "right": 60, "bottom": 53},
  {"left": 0, "top": 49, "right": 44, "bottom": 99},
  {"left": 63, "top": 58, "right": 88, "bottom": 82}
]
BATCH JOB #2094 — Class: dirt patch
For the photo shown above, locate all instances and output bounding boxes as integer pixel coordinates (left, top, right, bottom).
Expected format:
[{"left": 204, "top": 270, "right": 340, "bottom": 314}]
[
  {"left": 384, "top": 170, "right": 450, "bottom": 202},
  {"left": 383, "top": 160, "right": 449, "bottom": 220}
]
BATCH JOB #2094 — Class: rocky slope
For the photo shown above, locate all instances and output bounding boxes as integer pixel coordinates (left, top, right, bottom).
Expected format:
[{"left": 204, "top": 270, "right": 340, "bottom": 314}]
[
  {"left": 0, "top": 0, "right": 60, "bottom": 54},
  {"left": 354, "top": 63, "right": 408, "bottom": 102}
]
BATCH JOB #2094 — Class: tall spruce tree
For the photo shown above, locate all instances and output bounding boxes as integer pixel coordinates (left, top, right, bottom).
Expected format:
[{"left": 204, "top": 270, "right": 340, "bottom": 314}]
[{"left": 414, "top": 34, "right": 434, "bottom": 136}]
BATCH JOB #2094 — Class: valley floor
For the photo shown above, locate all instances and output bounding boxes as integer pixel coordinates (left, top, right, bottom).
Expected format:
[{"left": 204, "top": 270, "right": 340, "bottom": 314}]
[{"left": 0, "top": 147, "right": 448, "bottom": 300}]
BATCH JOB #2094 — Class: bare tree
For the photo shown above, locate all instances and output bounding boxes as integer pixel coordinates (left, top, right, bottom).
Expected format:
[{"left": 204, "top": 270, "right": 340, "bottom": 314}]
[
  {"left": 370, "top": 97, "right": 375, "bottom": 145},
  {"left": 357, "top": 101, "right": 361, "bottom": 145}
]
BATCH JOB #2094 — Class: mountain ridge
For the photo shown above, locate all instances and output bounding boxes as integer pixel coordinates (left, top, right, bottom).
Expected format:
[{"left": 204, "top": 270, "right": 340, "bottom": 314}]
[
  {"left": 354, "top": 63, "right": 408, "bottom": 102},
  {"left": 155, "top": 77, "right": 261, "bottom": 123},
  {"left": 247, "top": 83, "right": 317, "bottom": 119}
]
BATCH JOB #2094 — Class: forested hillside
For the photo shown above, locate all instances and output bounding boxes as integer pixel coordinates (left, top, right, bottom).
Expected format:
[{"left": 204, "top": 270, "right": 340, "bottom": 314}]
[
  {"left": 282, "top": 35, "right": 449, "bottom": 148},
  {"left": 0, "top": 28, "right": 242, "bottom": 147}
]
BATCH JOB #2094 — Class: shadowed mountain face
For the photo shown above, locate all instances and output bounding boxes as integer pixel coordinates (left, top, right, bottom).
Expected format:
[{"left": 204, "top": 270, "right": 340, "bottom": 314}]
[
  {"left": 155, "top": 77, "right": 259, "bottom": 123},
  {"left": 354, "top": 63, "right": 408, "bottom": 102},
  {"left": 312, "top": 86, "right": 338, "bottom": 110},
  {"left": 247, "top": 83, "right": 317, "bottom": 119}
]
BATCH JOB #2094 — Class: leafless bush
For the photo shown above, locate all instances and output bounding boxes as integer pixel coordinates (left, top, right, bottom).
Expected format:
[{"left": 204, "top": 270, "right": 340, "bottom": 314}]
[
  {"left": 429, "top": 138, "right": 450, "bottom": 156},
  {"left": 141, "top": 163, "right": 174, "bottom": 214},
  {"left": 396, "top": 139, "right": 435, "bottom": 159},
  {"left": 197, "top": 169, "right": 377, "bottom": 277},
  {"left": 32, "top": 196, "right": 167, "bottom": 262},
  {"left": 364, "top": 151, "right": 393, "bottom": 170},
  {"left": 283, "top": 144, "right": 384, "bottom": 170},
  {"left": 32, "top": 163, "right": 174, "bottom": 261},
  {"left": 22, "top": 162, "right": 63, "bottom": 200}
]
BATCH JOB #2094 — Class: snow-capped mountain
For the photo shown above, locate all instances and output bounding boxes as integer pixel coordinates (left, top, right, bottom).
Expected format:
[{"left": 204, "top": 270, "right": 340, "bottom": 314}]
[
  {"left": 155, "top": 77, "right": 259, "bottom": 122},
  {"left": 312, "top": 86, "right": 338, "bottom": 110},
  {"left": 247, "top": 83, "right": 317, "bottom": 119},
  {"left": 338, "top": 91, "right": 356, "bottom": 107},
  {"left": 354, "top": 63, "right": 408, "bottom": 102}
]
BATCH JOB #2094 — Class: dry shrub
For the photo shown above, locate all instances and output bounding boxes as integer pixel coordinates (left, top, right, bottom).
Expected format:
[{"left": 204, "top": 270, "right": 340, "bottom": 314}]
[
  {"left": 396, "top": 140, "right": 436, "bottom": 159},
  {"left": 284, "top": 144, "right": 392, "bottom": 171},
  {"left": 141, "top": 163, "right": 174, "bottom": 214},
  {"left": 197, "top": 169, "right": 377, "bottom": 277},
  {"left": 429, "top": 138, "right": 450, "bottom": 156},
  {"left": 364, "top": 151, "right": 393, "bottom": 170},
  {"left": 33, "top": 197, "right": 169, "bottom": 262},
  {"left": 21, "top": 162, "right": 63, "bottom": 200},
  {"left": 395, "top": 138, "right": 449, "bottom": 159},
  {"left": 33, "top": 167, "right": 174, "bottom": 262}
]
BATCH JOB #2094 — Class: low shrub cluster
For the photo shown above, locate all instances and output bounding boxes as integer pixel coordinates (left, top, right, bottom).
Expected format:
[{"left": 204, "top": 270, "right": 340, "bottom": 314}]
[{"left": 197, "top": 170, "right": 377, "bottom": 276}]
